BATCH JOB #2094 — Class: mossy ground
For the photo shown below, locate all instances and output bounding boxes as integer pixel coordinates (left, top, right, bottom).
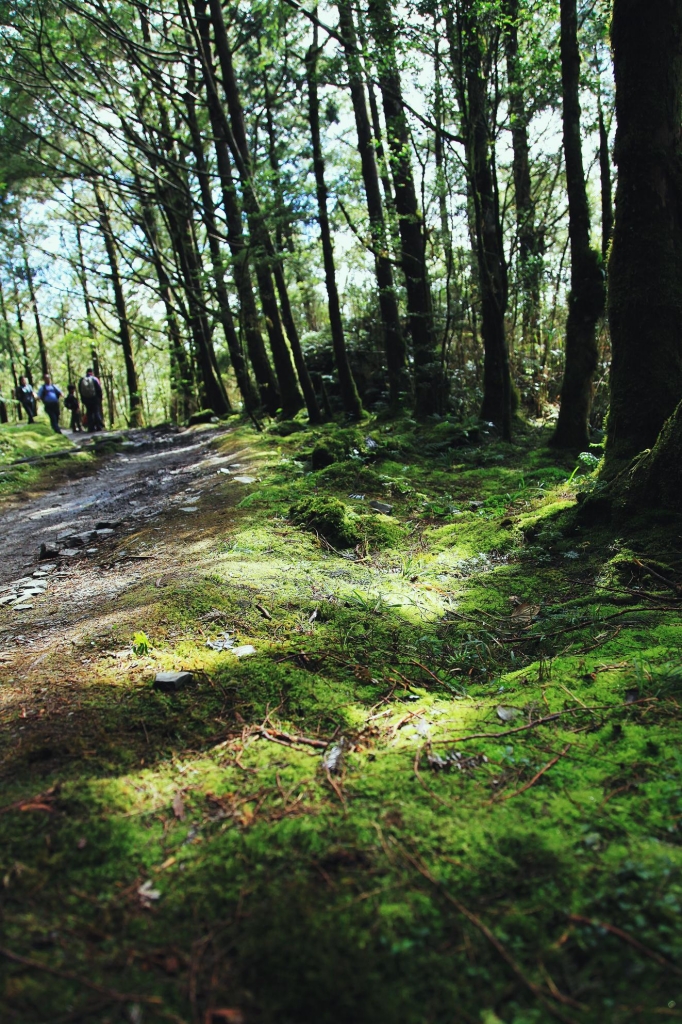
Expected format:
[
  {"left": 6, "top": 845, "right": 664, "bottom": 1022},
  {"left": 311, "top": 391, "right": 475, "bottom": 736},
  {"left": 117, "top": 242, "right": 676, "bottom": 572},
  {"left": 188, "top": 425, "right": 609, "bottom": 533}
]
[
  {"left": 0, "top": 421, "right": 92, "bottom": 498},
  {"left": 1, "top": 414, "right": 682, "bottom": 1023}
]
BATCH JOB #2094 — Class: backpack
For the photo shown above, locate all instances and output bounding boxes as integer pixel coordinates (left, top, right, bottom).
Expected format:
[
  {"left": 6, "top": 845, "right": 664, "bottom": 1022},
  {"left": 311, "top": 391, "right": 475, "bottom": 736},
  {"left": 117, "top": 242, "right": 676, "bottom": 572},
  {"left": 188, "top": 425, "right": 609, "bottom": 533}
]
[{"left": 79, "top": 376, "right": 97, "bottom": 401}]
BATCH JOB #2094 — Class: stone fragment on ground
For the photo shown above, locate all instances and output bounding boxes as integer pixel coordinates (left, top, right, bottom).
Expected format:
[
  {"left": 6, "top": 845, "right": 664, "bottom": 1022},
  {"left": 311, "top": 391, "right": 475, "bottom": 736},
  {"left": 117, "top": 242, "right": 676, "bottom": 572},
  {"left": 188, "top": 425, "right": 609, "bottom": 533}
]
[
  {"left": 368, "top": 500, "right": 393, "bottom": 514},
  {"left": 153, "top": 670, "right": 194, "bottom": 692}
]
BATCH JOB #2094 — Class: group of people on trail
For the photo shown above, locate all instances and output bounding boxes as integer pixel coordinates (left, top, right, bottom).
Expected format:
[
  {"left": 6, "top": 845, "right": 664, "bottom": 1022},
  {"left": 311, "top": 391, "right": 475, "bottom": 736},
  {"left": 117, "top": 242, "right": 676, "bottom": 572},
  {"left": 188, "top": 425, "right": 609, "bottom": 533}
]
[{"left": 13, "top": 369, "right": 105, "bottom": 434}]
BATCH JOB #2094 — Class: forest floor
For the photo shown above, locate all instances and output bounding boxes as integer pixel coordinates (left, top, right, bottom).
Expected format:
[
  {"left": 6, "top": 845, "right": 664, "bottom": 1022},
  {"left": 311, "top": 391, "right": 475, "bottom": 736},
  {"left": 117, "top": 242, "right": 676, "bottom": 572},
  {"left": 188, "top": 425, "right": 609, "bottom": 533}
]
[{"left": 1, "top": 414, "right": 681, "bottom": 1024}]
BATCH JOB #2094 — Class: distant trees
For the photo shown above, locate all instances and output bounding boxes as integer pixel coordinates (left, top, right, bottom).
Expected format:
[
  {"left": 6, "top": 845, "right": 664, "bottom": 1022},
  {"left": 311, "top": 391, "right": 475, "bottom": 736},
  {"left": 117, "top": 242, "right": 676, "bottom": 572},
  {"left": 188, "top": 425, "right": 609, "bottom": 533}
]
[{"left": 0, "top": 0, "right": 618, "bottom": 446}]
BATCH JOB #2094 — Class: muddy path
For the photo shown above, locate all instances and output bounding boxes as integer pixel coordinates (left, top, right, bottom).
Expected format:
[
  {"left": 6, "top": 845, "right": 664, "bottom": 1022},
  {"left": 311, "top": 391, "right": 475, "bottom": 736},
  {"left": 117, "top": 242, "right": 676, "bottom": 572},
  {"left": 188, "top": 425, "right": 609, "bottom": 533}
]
[{"left": 0, "top": 425, "right": 247, "bottom": 588}]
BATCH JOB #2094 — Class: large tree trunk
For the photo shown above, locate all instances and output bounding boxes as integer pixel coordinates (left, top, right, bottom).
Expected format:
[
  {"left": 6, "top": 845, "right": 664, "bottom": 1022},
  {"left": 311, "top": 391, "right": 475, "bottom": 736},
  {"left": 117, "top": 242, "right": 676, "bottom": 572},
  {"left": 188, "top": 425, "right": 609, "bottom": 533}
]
[
  {"left": 93, "top": 184, "right": 144, "bottom": 427},
  {"left": 604, "top": 0, "right": 682, "bottom": 467},
  {"left": 551, "top": 0, "right": 605, "bottom": 450},
  {"left": 598, "top": 97, "right": 613, "bottom": 264},
  {"left": 205, "top": 0, "right": 320, "bottom": 422},
  {"left": 336, "top": 0, "right": 408, "bottom": 411},
  {"left": 12, "top": 278, "right": 32, "bottom": 384},
  {"left": 454, "top": 1, "right": 512, "bottom": 439},
  {"left": 306, "top": 40, "right": 363, "bottom": 420},
  {"left": 366, "top": 0, "right": 443, "bottom": 417},
  {"left": 503, "top": 0, "right": 543, "bottom": 356}
]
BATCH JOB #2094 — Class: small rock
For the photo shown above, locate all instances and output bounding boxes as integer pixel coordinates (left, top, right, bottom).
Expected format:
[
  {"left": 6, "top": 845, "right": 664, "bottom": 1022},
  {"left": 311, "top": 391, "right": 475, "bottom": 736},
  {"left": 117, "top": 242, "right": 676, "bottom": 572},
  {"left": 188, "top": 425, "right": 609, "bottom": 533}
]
[
  {"left": 153, "top": 670, "right": 194, "bottom": 692},
  {"left": 496, "top": 706, "right": 519, "bottom": 722},
  {"left": 39, "top": 543, "right": 60, "bottom": 560},
  {"left": 95, "top": 521, "right": 122, "bottom": 530},
  {"left": 86, "top": 548, "right": 99, "bottom": 554},
  {"left": 60, "top": 548, "right": 82, "bottom": 557},
  {"left": 233, "top": 476, "right": 256, "bottom": 484},
  {"left": 217, "top": 468, "right": 231, "bottom": 475},
  {"left": 180, "top": 506, "right": 198, "bottom": 513},
  {"left": 232, "top": 645, "right": 256, "bottom": 658},
  {"left": 94, "top": 528, "right": 115, "bottom": 538},
  {"left": 0, "top": 594, "right": 18, "bottom": 605},
  {"left": 13, "top": 604, "right": 34, "bottom": 611},
  {"left": 368, "top": 500, "right": 393, "bottom": 515}
]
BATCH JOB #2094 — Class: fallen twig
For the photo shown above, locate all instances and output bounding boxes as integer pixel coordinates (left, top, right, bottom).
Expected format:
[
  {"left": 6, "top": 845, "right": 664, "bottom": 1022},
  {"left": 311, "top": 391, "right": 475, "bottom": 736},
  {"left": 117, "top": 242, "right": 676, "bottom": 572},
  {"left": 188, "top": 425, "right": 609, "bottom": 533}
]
[
  {"left": 567, "top": 914, "right": 682, "bottom": 975},
  {"left": 0, "top": 946, "right": 185, "bottom": 1021},
  {"left": 493, "top": 744, "right": 571, "bottom": 803},
  {"left": 400, "top": 851, "right": 584, "bottom": 1022},
  {"left": 256, "top": 727, "right": 328, "bottom": 750},
  {"left": 0, "top": 786, "right": 58, "bottom": 816}
]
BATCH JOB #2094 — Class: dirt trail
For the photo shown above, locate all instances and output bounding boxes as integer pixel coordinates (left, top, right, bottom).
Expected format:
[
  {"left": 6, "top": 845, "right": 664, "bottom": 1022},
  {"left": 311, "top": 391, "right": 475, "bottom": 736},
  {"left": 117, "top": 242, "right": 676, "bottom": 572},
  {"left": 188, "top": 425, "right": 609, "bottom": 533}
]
[{"left": 0, "top": 424, "right": 257, "bottom": 669}]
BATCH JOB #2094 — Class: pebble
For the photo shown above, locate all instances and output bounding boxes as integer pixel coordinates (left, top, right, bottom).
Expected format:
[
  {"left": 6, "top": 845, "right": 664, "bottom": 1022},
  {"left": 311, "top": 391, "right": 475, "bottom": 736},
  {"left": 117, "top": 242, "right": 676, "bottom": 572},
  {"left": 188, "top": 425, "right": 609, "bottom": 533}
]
[
  {"left": 0, "top": 594, "right": 18, "bottom": 605},
  {"left": 60, "top": 548, "right": 82, "bottom": 557},
  {"left": 368, "top": 500, "right": 393, "bottom": 515},
  {"left": 232, "top": 645, "right": 256, "bottom": 658},
  {"left": 180, "top": 506, "right": 198, "bottom": 513},
  {"left": 13, "top": 604, "right": 34, "bottom": 611},
  {"left": 233, "top": 476, "right": 256, "bottom": 484}
]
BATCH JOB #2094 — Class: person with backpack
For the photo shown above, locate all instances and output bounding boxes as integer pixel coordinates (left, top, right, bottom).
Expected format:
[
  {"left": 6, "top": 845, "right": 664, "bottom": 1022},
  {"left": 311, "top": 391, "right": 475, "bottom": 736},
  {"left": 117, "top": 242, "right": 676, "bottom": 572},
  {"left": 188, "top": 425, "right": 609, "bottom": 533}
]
[
  {"left": 37, "top": 374, "right": 63, "bottom": 433},
  {"left": 78, "top": 369, "right": 104, "bottom": 432},
  {"left": 64, "top": 383, "right": 83, "bottom": 432},
  {"left": 16, "top": 376, "right": 37, "bottom": 423}
]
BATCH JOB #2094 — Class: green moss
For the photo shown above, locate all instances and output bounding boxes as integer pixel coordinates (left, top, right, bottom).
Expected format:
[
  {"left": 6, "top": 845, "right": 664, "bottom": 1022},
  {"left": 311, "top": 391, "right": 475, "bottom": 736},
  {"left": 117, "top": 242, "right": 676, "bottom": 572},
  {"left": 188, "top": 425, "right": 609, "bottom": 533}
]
[{"left": 290, "top": 494, "right": 359, "bottom": 547}]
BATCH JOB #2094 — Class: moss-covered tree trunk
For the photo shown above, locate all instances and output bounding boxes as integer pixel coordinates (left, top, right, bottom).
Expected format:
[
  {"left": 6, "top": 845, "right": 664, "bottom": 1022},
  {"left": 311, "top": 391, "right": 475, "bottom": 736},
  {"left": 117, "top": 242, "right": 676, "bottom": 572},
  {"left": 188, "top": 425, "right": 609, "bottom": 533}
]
[
  {"left": 551, "top": 0, "right": 605, "bottom": 450},
  {"left": 604, "top": 0, "right": 682, "bottom": 468}
]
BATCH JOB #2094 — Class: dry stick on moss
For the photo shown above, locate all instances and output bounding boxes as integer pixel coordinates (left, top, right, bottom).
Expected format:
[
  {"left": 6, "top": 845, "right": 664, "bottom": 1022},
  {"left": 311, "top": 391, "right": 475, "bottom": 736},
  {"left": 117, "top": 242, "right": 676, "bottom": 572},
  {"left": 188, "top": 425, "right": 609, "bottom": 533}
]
[
  {"left": 437, "top": 698, "right": 658, "bottom": 746},
  {"left": 567, "top": 915, "right": 682, "bottom": 976},
  {"left": 399, "top": 853, "right": 584, "bottom": 1023},
  {"left": 491, "top": 744, "right": 572, "bottom": 804},
  {"left": 256, "top": 727, "right": 328, "bottom": 749},
  {"left": 0, "top": 947, "right": 185, "bottom": 1022},
  {"left": 633, "top": 558, "right": 682, "bottom": 594}
]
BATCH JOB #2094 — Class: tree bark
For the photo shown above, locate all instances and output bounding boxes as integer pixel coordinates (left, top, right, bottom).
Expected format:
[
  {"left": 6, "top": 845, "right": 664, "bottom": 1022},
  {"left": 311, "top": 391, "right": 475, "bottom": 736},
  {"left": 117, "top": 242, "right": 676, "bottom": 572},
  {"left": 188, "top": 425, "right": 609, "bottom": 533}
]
[
  {"left": 93, "top": 184, "right": 144, "bottom": 427},
  {"left": 598, "top": 97, "right": 613, "bottom": 264},
  {"left": 306, "top": 40, "right": 363, "bottom": 420},
  {"left": 336, "top": 0, "right": 408, "bottom": 410},
  {"left": 605, "top": 0, "right": 682, "bottom": 467},
  {"left": 12, "top": 278, "right": 32, "bottom": 384},
  {"left": 551, "top": 0, "right": 605, "bottom": 450},
  {"left": 74, "top": 220, "right": 101, "bottom": 378},
  {"left": 453, "top": 1, "right": 512, "bottom": 439},
  {"left": 366, "top": 0, "right": 443, "bottom": 417}
]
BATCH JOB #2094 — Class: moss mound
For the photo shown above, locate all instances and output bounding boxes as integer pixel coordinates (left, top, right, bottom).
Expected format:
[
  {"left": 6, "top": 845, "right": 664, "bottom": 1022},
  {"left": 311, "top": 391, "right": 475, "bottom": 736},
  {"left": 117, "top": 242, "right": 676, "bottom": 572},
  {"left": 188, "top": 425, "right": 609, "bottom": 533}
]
[{"left": 290, "top": 494, "right": 359, "bottom": 547}]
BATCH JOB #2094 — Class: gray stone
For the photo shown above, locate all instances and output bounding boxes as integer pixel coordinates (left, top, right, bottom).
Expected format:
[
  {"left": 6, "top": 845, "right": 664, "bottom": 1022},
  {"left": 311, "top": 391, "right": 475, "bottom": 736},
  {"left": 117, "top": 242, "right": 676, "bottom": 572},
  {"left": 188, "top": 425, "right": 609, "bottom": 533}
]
[
  {"left": 95, "top": 521, "right": 122, "bottom": 530},
  {"left": 232, "top": 645, "right": 256, "bottom": 658},
  {"left": 39, "top": 543, "right": 60, "bottom": 560},
  {"left": 153, "top": 670, "right": 194, "bottom": 692},
  {"left": 233, "top": 476, "right": 256, "bottom": 484},
  {"left": 60, "top": 548, "right": 82, "bottom": 557},
  {"left": 13, "top": 604, "right": 34, "bottom": 611},
  {"left": 368, "top": 500, "right": 393, "bottom": 515},
  {"left": 94, "top": 528, "right": 115, "bottom": 538},
  {"left": 0, "top": 594, "right": 18, "bottom": 605}
]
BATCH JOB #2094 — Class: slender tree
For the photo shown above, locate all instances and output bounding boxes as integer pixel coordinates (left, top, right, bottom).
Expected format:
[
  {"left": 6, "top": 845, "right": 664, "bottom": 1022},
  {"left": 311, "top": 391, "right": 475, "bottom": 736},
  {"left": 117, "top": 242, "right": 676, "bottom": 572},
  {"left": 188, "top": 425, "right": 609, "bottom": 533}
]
[
  {"left": 551, "top": 0, "right": 605, "bottom": 449},
  {"left": 306, "top": 34, "right": 363, "bottom": 420}
]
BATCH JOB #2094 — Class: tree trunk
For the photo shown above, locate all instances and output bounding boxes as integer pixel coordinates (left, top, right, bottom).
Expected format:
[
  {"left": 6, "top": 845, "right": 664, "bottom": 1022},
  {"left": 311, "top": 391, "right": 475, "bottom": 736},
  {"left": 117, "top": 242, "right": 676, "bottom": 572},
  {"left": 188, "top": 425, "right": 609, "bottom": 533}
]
[
  {"left": 74, "top": 220, "right": 101, "bottom": 378},
  {"left": 454, "top": 1, "right": 512, "bottom": 439},
  {"left": 20, "top": 237, "right": 50, "bottom": 377},
  {"left": 0, "top": 279, "right": 22, "bottom": 419},
  {"left": 184, "top": 79, "right": 261, "bottom": 414},
  {"left": 366, "top": 0, "right": 442, "bottom": 417},
  {"left": 135, "top": 183, "right": 194, "bottom": 422},
  {"left": 551, "top": 0, "right": 605, "bottom": 450},
  {"left": 93, "top": 185, "right": 144, "bottom": 427},
  {"left": 598, "top": 97, "right": 613, "bottom": 264},
  {"left": 605, "top": 0, "right": 682, "bottom": 467},
  {"left": 503, "top": 0, "right": 543, "bottom": 355},
  {"left": 205, "top": 0, "right": 320, "bottom": 422},
  {"left": 336, "top": 0, "right": 408, "bottom": 410},
  {"left": 306, "top": 40, "right": 363, "bottom": 420},
  {"left": 12, "top": 278, "right": 32, "bottom": 384}
]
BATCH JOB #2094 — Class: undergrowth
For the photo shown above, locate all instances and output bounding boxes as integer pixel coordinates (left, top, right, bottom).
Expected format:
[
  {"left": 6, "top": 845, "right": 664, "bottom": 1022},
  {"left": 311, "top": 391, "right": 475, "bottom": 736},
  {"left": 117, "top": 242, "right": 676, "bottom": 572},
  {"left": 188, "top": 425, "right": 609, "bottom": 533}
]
[{"left": 1, "top": 413, "right": 681, "bottom": 1024}]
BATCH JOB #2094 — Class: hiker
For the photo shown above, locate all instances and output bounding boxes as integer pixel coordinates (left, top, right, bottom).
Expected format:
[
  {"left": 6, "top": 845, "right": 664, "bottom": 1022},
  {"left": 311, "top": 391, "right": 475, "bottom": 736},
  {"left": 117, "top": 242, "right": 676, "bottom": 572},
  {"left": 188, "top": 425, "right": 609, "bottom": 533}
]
[
  {"left": 64, "top": 383, "right": 83, "bottom": 432},
  {"left": 37, "top": 374, "right": 63, "bottom": 433},
  {"left": 78, "top": 368, "right": 104, "bottom": 432},
  {"left": 16, "top": 376, "right": 37, "bottom": 423}
]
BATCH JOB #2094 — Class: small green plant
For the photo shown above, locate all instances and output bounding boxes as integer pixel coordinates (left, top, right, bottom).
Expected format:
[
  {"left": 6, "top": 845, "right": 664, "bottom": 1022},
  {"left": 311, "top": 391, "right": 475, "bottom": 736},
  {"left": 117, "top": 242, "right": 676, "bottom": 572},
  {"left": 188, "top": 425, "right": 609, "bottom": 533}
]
[
  {"left": 131, "top": 630, "right": 151, "bottom": 656},
  {"left": 567, "top": 450, "right": 601, "bottom": 484}
]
